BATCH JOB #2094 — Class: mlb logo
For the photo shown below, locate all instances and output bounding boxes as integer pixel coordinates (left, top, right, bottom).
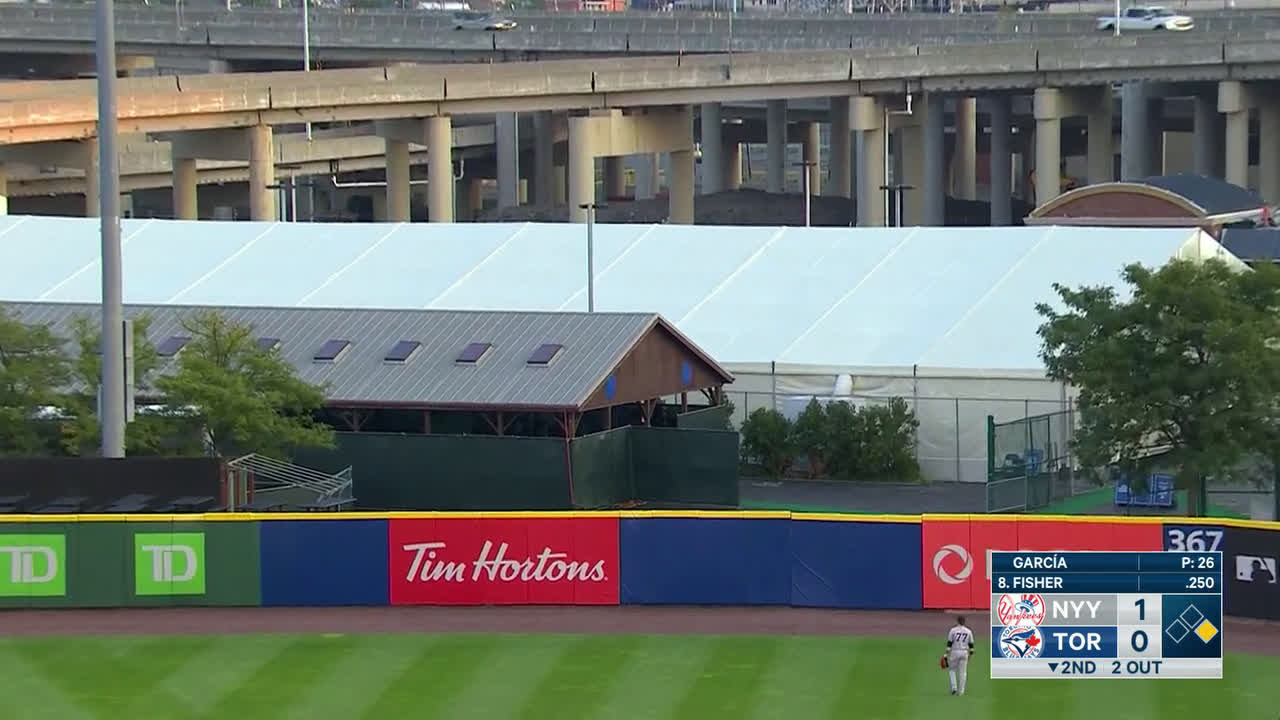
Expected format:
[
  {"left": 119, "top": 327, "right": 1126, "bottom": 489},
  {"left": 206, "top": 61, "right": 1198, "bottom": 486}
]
[{"left": 1236, "top": 555, "right": 1278, "bottom": 584}]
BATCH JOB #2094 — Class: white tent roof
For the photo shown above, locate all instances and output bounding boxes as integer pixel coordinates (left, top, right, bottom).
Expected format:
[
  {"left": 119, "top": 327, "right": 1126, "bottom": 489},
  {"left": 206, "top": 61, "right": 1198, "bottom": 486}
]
[{"left": 0, "top": 216, "right": 1239, "bottom": 371}]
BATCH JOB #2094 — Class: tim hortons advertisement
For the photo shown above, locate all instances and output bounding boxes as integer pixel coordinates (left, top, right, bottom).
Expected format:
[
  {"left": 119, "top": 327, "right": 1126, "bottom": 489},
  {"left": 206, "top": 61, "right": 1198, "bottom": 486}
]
[
  {"left": 921, "top": 517, "right": 1164, "bottom": 609},
  {"left": 388, "top": 516, "right": 620, "bottom": 606}
]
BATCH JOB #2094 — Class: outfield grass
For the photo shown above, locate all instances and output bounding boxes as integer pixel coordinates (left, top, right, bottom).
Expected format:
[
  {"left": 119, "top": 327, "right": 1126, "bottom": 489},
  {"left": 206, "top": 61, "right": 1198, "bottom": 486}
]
[{"left": 0, "top": 633, "right": 1271, "bottom": 720}]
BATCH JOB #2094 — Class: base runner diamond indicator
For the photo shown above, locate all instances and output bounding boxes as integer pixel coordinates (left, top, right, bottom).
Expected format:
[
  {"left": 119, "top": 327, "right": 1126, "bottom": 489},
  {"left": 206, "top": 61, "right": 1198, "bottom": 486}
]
[
  {"left": 1166, "top": 620, "right": 1191, "bottom": 643},
  {"left": 1195, "top": 620, "right": 1219, "bottom": 643}
]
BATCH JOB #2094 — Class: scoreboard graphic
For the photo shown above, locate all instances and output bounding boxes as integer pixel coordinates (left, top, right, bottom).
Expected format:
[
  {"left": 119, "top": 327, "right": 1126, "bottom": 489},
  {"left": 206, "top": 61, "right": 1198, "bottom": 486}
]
[{"left": 989, "top": 551, "right": 1223, "bottom": 679}]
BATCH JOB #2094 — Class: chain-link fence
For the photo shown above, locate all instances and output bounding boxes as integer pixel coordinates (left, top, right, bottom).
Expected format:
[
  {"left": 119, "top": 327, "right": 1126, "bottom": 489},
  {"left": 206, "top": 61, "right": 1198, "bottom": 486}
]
[
  {"left": 722, "top": 389, "right": 1074, "bottom": 486},
  {"left": 985, "top": 407, "right": 1085, "bottom": 512}
]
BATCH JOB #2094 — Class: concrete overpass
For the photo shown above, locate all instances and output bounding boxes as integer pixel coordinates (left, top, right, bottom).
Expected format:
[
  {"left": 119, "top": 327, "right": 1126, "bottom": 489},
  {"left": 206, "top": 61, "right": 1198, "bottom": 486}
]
[
  {"left": 1, "top": 5, "right": 1279, "bottom": 67},
  {"left": 3, "top": 43, "right": 1280, "bottom": 226}
]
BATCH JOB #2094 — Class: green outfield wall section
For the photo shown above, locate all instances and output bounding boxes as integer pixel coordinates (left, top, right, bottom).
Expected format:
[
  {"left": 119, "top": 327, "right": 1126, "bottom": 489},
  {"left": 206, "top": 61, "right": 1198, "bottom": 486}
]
[
  {"left": 570, "top": 427, "right": 633, "bottom": 508},
  {"left": 299, "top": 432, "right": 573, "bottom": 510},
  {"left": 0, "top": 519, "right": 260, "bottom": 609},
  {"left": 631, "top": 427, "right": 740, "bottom": 507}
]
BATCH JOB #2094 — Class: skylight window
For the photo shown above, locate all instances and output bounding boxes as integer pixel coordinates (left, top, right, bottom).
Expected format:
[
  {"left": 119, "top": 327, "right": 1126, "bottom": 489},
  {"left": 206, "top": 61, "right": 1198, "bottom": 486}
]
[
  {"left": 385, "top": 340, "right": 422, "bottom": 364},
  {"left": 526, "top": 343, "right": 564, "bottom": 366},
  {"left": 155, "top": 335, "right": 191, "bottom": 358},
  {"left": 456, "top": 342, "right": 492, "bottom": 364},
  {"left": 313, "top": 339, "right": 351, "bottom": 363}
]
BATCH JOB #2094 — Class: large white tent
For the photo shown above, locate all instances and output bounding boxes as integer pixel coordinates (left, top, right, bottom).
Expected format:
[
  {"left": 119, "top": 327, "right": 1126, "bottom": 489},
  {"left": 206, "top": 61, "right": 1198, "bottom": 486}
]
[{"left": 0, "top": 216, "right": 1243, "bottom": 482}]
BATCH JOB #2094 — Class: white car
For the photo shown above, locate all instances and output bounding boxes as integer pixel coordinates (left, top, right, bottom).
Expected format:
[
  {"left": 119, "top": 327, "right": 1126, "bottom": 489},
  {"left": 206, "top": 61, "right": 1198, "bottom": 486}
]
[
  {"left": 453, "top": 11, "right": 518, "bottom": 31},
  {"left": 1096, "top": 6, "right": 1194, "bottom": 32}
]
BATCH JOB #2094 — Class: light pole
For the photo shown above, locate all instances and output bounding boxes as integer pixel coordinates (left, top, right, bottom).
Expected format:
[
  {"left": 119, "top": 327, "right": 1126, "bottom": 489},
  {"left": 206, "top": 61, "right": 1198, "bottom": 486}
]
[
  {"left": 880, "top": 183, "right": 914, "bottom": 227},
  {"left": 579, "top": 202, "right": 606, "bottom": 312},
  {"left": 97, "top": 0, "right": 125, "bottom": 458},
  {"left": 795, "top": 160, "right": 816, "bottom": 227}
]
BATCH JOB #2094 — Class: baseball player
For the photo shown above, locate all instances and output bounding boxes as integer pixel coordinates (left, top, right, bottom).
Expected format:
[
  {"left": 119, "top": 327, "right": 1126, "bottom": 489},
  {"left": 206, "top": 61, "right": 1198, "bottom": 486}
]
[{"left": 946, "top": 615, "right": 975, "bottom": 696}]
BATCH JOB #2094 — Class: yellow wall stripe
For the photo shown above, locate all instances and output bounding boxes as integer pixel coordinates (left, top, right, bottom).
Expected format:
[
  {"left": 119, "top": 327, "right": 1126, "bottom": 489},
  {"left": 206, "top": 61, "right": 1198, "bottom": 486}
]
[{"left": 0, "top": 511, "right": 1272, "bottom": 531}]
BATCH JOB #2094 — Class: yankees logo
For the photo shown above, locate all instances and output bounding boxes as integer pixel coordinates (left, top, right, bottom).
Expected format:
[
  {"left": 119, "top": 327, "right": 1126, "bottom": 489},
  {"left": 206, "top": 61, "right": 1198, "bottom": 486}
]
[{"left": 995, "top": 593, "right": 1046, "bottom": 626}]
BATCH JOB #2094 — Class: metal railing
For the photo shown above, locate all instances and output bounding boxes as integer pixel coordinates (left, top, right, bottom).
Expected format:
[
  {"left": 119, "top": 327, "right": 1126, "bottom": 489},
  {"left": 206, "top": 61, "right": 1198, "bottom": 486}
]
[{"left": 226, "top": 453, "right": 353, "bottom": 502}]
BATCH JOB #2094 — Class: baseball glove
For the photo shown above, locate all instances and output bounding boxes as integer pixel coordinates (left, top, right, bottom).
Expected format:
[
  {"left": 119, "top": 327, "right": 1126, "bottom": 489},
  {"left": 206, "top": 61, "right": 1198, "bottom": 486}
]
[{"left": 940, "top": 654, "right": 949, "bottom": 669}]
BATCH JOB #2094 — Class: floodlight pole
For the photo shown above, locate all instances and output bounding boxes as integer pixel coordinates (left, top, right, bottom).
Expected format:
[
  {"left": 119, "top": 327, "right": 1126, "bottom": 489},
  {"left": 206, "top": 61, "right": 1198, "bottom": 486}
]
[
  {"left": 579, "top": 202, "right": 605, "bottom": 312},
  {"left": 97, "top": 0, "right": 125, "bottom": 458},
  {"left": 796, "top": 160, "right": 815, "bottom": 227}
]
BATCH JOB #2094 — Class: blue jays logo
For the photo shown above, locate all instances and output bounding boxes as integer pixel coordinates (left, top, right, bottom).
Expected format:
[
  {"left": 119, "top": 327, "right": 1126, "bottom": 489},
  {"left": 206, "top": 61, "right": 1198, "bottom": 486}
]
[
  {"left": 999, "top": 624, "right": 1044, "bottom": 659},
  {"left": 996, "top": 593, "right": 1046, "bottom": 626}
]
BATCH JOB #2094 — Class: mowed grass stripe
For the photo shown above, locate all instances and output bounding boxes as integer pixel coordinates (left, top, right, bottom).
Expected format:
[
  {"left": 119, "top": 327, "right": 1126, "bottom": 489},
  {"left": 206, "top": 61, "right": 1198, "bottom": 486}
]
[
  {"left": 668, "top": 635, "right": 781, "bottom": 720},
  {"left": 516, "top": 634, "right": 643, "bottom": 720},
  {"left": 435, "top": 634, "right": 575, "bottom": 720},
  {"left": 903, "top": 644, "right": 999, "bottom": 720},
  {"left": 280, "top": 634, "right": 428, "bottom": 720},
  {"left": 201, "top": 634, "right": 359, "bottom": 718},
  {"left": 8, "top": 636, "right": 209, "bottom": 719},
  {"left": 359, "top": 634, "right": 503, "bottom": 719},
  {"left": 827, "top": 636, "right": 925, "bottom": 720},
  {"left": 744, "top": 636, "right": 857, "bottom": 720},
  {"left": 0, "top": 642, "right": 94, "bottom": 720},
  {"left": 585, "top": 635, "right": 717, "bottom": 720},
  {"left": 149, "top": 634, "right": 295, "bottom": 713}
]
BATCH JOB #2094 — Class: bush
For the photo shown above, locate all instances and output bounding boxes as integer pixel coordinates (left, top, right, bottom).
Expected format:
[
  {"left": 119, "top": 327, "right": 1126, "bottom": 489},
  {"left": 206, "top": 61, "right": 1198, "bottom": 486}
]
[
  {"left": 740, "top": 408, "right": 795, "bottom": 480},
  {"left": 742, "top": 397, "right": 922, "bottom": 482}
]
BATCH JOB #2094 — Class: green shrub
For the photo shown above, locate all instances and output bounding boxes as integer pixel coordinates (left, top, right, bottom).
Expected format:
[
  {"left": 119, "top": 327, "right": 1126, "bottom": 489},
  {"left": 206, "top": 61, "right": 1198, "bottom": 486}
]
[{"left": 740, "top": 408, "right": 795, "bottom": 480}]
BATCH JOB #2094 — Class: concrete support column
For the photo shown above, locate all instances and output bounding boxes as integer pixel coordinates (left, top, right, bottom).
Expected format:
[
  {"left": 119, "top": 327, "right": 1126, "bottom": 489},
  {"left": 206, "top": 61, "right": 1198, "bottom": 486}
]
[
  {"left": 533, "top": 111, "right": 556, "bottom": 206},
  {"left": 953, "top": 97, "right": 977, "bottom": 200},
  {"left": 1120, "top": 82, "right": 1153, "bottom": 181},
  {"left": 988, "top": 95, "right": 1013, "bottom": 226},
  {"left": 1260, "top": 102, "right": 1280, "bottom": 203},
  {"left": 723, "top": 140, "right": 742, "bottom": 191},
  {"left": 802, "top": 122, "right": 821, "bottom": 195},
  {"left": 636, "top": 154, "right": 659, "bottom": 200},
  {"left": 568, "top": 114, "right": 597, "bottom": 223},
  {"left": 0, "top": 164, "right": 7, "bottom": 216},
  {"left": 247, "top": 124, "right": 275, "bottom": 222},
  {"left": 457, "top": 176, "right": 483, "bottom": 221},
  {"left": 372, "top": 191, "right": 388, "bottom": 222},
  {"left": 604, "top": 156, "right": 626, "bottom": 199},
  {"left": 83, "top": 137, "right": 100, "bottom": 217},
  {"left": 766, "top": 99, "right": 787, "bottom": 193},
  {"left": 669, "top": 149, "right": 695, "bottom": 224},
  {"left": 827, "top": 96, "right": 852, "bottom": 198},
  {"left": 700, "top": 103, "right": 723, "bottom": 194},
  {"left": 384, "top": 138, "right": 411, "bottom": 223},
  {"left": 1086, "top": 90, "right": 1114, "bottom": 185},
  {"left": 921, "top": 93, "right": 945, "bottom": 226},
  {"left": 172, "top": 156, "right": 198, "bottom": 220},
  {"left": 852, "top": 96, "right": 885, "bottom": 227},
  {"left": 1220, "top": 81, "right": 1252, "bottom": 189},
  {"left": 1034, "top": 88, "right": 1063, "bottom": 209},
  {"left": 495, "top": 112, "right": 519, "bottom": 208},
  {"left": 554, "top": 166, "right": 568, "bottom": 205},
  {"left": 1193, "top": 95, "right": 1225, "bottom": 179},
  {"left": 426, "top": 116, "right": 454, "bottom": 223}
]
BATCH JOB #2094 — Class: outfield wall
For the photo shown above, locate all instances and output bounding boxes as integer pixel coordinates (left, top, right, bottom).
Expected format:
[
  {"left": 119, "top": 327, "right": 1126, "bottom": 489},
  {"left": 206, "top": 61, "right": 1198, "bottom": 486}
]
[{"left": 0, "top": 513, "right": 1274, "bottom": 621}]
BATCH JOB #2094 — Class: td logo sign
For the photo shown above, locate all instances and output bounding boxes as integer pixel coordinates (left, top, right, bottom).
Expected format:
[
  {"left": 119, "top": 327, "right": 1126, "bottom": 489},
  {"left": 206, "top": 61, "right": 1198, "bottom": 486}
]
[
  {"left": 134, "top": 533, "right": 206, "bottom": 596},
  {"left": 0, "top": 534, "right": 66, "bottom": 597}
]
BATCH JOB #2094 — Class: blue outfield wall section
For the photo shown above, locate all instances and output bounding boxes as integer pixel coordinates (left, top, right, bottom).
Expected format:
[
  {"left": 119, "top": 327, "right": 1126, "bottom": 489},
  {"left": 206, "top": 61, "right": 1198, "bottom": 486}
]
[
  {"left": 620, "top": 516, "right": 792, "bottom": 605},
  {"left": 259, "top": 519, "right": 390, "bottom": 606},
  {"left": 789, "top": 519, "right": 923, "bottom": 610}
]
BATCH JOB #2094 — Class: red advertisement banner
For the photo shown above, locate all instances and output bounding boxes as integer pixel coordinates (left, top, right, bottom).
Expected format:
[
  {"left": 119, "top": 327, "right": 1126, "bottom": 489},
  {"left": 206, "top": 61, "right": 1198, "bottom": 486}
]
[
  {"left": 388, "top": 515, "right": 620, "bottom": 606},
  {"left": 921, "top": 517, "right": 1163, "bottom": 609}
]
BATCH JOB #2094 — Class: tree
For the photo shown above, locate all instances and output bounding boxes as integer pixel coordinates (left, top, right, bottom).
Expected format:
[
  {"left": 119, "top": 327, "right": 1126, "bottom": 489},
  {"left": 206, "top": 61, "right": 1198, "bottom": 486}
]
[
  {"left": 740, "top": 408, "right": 795, "bottom": 480},
  {"left": 155, "top": 310, "right": 335, "bottom": 459},
  {"left": 0, "top": 309, "right": 70, "bottom": 455},
  {"left": 1036, "top": 259, "right": 1280, "bottom": 516},
  {"left": 58, "top": 312, "right": 188, "bottom": 456}
]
